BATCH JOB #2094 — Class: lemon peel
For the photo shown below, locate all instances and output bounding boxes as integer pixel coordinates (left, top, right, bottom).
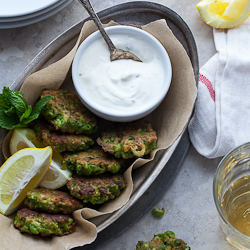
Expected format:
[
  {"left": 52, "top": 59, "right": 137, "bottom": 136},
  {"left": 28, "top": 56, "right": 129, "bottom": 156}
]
[{"left": 196, "top": 0, "right": 250, "bottom": 28}]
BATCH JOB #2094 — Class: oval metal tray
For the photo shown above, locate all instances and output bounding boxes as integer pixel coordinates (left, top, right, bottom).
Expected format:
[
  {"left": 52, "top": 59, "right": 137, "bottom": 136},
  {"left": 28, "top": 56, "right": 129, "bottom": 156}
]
[{"left": 0, "top": 2, "right": 198, "bottom": 249}]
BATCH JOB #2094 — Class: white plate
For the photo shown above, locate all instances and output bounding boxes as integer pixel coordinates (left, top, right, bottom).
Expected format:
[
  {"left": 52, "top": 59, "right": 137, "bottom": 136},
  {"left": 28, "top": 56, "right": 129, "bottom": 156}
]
[
  {"left": 0, "top": 0, "right": 69, "bottom": 22},
  {"left": 0, "top": 0, "right": 72, "bottom": 29},
  {"left": 0, "top": 0, "right": 61, "bottom": 17}
]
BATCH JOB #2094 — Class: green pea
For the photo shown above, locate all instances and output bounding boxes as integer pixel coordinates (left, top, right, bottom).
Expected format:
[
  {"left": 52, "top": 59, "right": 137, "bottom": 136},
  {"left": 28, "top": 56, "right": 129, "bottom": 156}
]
[
  {"left": 152, "top": 207, "right": 165, "bottom": 217},
  {"left": 29, "top": 225, "right": 39, "bottom": 234},
  {"left": 175, "top": 239, "right": 181, "bottom": 246},
  {"left": 68, "top": 218, "right": 74, "bottom": 224},
  {"left": 33, "top": 194, "right": 41, "bottom": 202},
  {"left": 166, "top": 231, "right": 175, "bottom": 238}
]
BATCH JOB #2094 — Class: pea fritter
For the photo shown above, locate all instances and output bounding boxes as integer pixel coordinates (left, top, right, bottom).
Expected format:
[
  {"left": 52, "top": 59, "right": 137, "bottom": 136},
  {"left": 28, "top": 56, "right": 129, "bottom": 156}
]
[
  {"left": 14, "top": 208, "right": 76, "bottom": 237},
  {"left": 62, "top": 147, "right": 125, "bottom": 176},
  {"left": 41, "top": 89, "right": 98, "bottom": 134},
  {"left": 97, "top": 120, "right": 157, "bottom": 159},
  {"left": 34, "top": 122, "right": 94, "bottom": 153},
  {"left": 24, "top": 188, "right": 83, "bottom": 214},
  {"left": 66, "top": 174, "right": 126, "bottom": 205},
  {"left": 136, "top": 231, "right": 190, "bottom": 250}
]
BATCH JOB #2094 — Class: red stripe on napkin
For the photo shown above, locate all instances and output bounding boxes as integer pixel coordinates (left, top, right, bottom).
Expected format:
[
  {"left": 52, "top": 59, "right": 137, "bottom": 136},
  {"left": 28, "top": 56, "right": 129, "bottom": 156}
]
[{"left": 199, "top": 73, "right": 215, "bottom": 101}]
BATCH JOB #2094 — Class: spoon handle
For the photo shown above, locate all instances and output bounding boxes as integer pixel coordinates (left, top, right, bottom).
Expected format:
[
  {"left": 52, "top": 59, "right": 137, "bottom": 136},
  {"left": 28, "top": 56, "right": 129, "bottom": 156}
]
[{"left": 78, "top": 0, "right": 116, "bottom": 52}]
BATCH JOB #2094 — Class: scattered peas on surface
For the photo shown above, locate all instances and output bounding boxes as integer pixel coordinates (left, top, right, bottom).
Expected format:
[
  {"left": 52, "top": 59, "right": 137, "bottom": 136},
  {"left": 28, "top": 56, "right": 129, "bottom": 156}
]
[{"left": 152, "top": 207, "right": 165, "bottom": 217}]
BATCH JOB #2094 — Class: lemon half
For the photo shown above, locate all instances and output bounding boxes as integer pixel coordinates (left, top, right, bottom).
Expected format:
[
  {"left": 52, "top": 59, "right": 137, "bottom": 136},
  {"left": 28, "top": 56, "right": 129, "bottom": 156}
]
[
  {"left": 0, "top": 147, "right": 52, "bottom": 215},
  {"left": 196, "top": 0, "right": 250, "bottom": 28},
  {"left": 10, "top": 128, "right": 72, "bottom": 190}
]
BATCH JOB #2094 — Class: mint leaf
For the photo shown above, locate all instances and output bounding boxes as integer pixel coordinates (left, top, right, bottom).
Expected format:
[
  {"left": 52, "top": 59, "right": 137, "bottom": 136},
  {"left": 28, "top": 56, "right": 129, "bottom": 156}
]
[
  {"left": 0, "top": 87, "right": 53, "bottom": 129},
  {"left": 20, "top": 105, "right": 32, "bottom": 122},
  {"left": 24, "top": 95, "right": 53, "bottom": 124},
  {"left": 0, "top": 94, "right": 11, "bottom": 111},
  {"left": 4, "top": 106, "right": 16, "bottom": 116},
  {"left": 2, "top": 86, "right": 11, "bottom": 101},
  {"left": 32, "top": 95, "right": 54, "bottom": 115},
  {"left": 0, "top": 110, "right": 25, "bottom": 130},
  {"left": 6, "top": 87, "right": 27, "bottom": 118}
]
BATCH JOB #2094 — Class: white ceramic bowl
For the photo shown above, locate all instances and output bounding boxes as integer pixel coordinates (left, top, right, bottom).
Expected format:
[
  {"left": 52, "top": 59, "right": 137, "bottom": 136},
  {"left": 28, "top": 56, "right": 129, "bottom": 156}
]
[{"left": 72, "top": 25, "right": 172, "bottom": 122}]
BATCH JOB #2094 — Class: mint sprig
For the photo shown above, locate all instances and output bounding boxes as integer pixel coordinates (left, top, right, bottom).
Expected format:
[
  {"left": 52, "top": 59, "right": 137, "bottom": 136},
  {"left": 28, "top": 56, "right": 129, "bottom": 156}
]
[{"left": 0, "top": 87, "right": 53, "bottom": 130}]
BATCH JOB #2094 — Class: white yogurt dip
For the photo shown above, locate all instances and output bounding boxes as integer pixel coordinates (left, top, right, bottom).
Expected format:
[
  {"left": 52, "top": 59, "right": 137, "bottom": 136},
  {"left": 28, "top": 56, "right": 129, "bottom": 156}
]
[{"left": 77, "top": 32, "right": 167, "bottom": 115}]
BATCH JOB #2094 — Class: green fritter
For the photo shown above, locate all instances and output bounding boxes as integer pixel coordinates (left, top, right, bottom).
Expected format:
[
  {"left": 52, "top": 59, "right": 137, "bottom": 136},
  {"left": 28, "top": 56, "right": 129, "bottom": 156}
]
[
  {"left": 24, "top": 188, "right": 84, "bottom": 214},
  {"left": 62, "top": 147, "right": 125, "bottom": 176},
  {"left": 97, "top": 120, "right": 157, "bottom": 159},
  {"left": 34, "top": 122, "right": 94, "bottom": 153},
  {"left": 136, "top": 231, "right": 190, "bottom": 250},
  {"left": 14, "top": 208, "right": 76, "bottom": 237},
  {"left": 41, "top": 89, "right": 98, "bottom": 134},
  {"left": 66, "top": 174, "right": 126, "bottom": 205}
]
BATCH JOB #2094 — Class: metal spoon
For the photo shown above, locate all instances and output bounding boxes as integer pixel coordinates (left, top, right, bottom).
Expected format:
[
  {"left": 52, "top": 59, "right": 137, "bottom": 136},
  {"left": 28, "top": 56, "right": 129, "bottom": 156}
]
[{"left": 78, "top": 0, "right": 142, "bottom": 62}]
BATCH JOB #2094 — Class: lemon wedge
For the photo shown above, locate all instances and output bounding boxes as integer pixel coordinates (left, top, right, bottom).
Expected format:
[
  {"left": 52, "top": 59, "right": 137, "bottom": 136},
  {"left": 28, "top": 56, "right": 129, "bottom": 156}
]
[
  {"left": 39, "top": 150, "right": 72, "bottom": 189},
  {"left": 10, "top": 128, "right": 72, "bottom": 190},
  {"left": 196, "top": 0, "right": 250, "bottom": 28},
  {"left": 10, "top": 128, "right": 44, "bottom": 154},
  {"left": 0, "top": 147, "right": 52, "bottom": 215}
]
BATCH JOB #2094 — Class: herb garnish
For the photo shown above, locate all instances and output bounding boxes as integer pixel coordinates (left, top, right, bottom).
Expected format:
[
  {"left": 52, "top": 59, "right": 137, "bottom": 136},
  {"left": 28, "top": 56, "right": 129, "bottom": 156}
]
[{"left": 0, "top": 87, "right": 53, "bottom": 130}]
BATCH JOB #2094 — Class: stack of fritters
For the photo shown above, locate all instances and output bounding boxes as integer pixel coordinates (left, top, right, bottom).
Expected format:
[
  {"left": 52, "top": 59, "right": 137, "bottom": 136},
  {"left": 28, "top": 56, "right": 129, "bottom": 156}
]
[
  {"left": 14, "top": 89, "right": 158, "bottom": 237},
  {"left": 36, "top": 89, "right": 128, "bottom": 206}
]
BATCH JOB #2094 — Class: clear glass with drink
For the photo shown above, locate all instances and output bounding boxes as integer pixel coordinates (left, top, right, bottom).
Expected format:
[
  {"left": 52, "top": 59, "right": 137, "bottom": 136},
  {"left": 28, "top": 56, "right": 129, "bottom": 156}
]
[{"left": 213, "top": 142, "right": 250, "bottom": 249}]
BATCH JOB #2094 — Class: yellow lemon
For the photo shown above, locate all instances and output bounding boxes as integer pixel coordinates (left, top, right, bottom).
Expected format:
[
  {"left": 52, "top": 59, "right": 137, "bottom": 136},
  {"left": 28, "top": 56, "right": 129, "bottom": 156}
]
[
  {"left": 10, "top": 128, "right": 44, "bottom": 154},
  {"left": 9, "top": 128, "right": 72, "bottom": 190},
  {"left": 38, "top": 149, "right": 72, "bottom": 190},
  {"left": 196, "top": 0, "right": 250, "bottom": 28},
  {"left": 0, "top": 147, "right": 52, "bottom": 215}
]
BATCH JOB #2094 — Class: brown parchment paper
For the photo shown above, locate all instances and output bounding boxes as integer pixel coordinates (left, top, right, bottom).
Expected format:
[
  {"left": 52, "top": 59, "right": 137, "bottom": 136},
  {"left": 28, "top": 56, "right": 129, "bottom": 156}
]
[{"left": 1, "top": 19, "right": 197, "bottom": 250}]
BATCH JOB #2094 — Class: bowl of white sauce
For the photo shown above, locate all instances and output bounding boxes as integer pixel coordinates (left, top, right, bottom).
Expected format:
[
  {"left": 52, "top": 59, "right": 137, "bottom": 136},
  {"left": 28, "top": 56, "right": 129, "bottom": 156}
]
[{"left": 72, "top": 25, "right": 172, "bottom": 122}]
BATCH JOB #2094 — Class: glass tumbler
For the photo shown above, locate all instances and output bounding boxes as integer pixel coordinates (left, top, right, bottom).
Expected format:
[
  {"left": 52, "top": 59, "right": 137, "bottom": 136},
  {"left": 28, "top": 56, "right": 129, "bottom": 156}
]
[{"left": 213, "top": 142, "right": 250, "bottom": 250}]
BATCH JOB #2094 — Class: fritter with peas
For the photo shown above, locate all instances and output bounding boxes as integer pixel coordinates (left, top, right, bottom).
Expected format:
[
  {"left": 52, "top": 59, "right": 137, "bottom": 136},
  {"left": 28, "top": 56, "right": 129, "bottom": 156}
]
[
  {"left": 24, "top": 188, "right": 84, "bottom": 214},
  {"left": 62, "top": 147, "right": 125, "bottom": 176},
  {"left": 97, "top": 120, "right": 157, "bottom": 159},
  {"left": 66, "top": 174, "right": 126, "bottom": 205},
  {"left": 41, "top": 89, "right": 98, "bottom": 134},
  {"left": 136, "top": 231, "right": 190, "bottom": 250},
  {"left": 14, "top": 208, "right": 76, "bottom": 237},
  {"left": 34, "top": 122, "right": 94, "bottom": 153}
]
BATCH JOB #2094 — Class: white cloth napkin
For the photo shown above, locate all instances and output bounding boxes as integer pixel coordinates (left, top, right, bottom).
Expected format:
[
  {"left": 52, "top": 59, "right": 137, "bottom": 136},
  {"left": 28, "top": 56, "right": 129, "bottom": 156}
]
[{"left": 188, "top": 18, "right": 250, "bottom": 159}]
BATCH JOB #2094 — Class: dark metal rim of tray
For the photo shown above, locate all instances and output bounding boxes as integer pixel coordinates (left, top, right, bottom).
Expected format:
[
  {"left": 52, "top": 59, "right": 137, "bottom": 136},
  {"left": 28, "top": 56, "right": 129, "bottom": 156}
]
[{"left": 7, "top": 2, "right": 199, "bottom": 249}]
